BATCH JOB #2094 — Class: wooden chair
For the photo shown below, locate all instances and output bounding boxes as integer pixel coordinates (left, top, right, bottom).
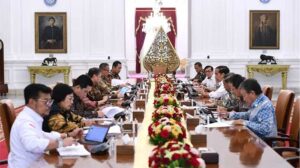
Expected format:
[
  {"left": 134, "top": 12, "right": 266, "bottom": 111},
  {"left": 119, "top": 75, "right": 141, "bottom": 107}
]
[
  {"left": 0, "top": 99, "right": 16, "bottom": 164},
  {"left": 262, "top": 85, "right": 273, "bottom": 100},
  {"left": 275, "top": 90, "right": 295, "bottom": 134}
]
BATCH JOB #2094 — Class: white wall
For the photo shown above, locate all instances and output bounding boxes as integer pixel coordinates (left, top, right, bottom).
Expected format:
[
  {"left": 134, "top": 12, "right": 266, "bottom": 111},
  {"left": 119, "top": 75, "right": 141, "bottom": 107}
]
[
  {"left": 190, "top": 0, "right": 300, "bottom": 94},
  {"left": 0, "top": 0, "right": 299, "bottom": 95},
  {"left": 125, "top": 0, "right": 188, "bottom": 73},
  {"left": 0, "top": 0, "right": 126, "bottom": 91}
]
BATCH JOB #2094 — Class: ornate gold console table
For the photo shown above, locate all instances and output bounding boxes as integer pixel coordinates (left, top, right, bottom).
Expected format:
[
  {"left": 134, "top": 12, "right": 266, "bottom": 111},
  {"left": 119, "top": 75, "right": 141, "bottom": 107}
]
[
  {"left": 27, "top": 66, "right": 71, "bottom": 84},
  {"left": 246, "top": 65, "right": 290, "bottom": 89}
]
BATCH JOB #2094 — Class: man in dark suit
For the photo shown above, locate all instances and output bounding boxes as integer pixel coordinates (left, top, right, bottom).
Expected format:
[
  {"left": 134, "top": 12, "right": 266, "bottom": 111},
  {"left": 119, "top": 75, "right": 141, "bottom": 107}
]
[
  {"left": 254, "top": 14, "right": 276, "bottom": 46},
  {"left": 41, "top": 17, "right": 63, "bottom": 49}
]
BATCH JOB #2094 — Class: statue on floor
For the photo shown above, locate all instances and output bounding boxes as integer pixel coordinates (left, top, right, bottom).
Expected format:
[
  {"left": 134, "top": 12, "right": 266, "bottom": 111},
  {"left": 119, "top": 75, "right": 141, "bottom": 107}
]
[
  {"left": 42, "top": 54, "right": 57, "bottom": 66},
  {"left": 258, "top": 54, "right": 277, "bottom": 64}
]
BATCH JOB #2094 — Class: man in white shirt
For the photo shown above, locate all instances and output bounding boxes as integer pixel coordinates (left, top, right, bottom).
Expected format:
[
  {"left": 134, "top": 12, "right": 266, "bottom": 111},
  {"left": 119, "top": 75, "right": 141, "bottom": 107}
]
[
  {"left": 198, "top": 65, "right": 230, "bottom": 99},
  {"left": 8, "top": 84, "right": 75, "bottom": 168},
  {"left": 201, "top": 65, "right": 216, "bottom": 91}
]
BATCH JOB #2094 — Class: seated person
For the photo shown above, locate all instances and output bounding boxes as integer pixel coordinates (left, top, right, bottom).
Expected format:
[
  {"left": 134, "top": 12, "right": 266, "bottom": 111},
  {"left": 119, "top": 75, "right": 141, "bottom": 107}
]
[
  {"left": 197, "top": 65, "right": 230, "bottom": 99},
  {"left": 8, "top": 84, "right": 75, "bottom": 168},
  {"left": 87, "top": 67, "right": 109, "bottom": 107},
  {"left": 201, "top": 65, "right": 216, "bottom": 91},
  {"left": 99, "top": 63, "right": 113, "bottom": 89},
  {"left": 227, "top": 74, "right": 249, "bottom": 112},
  {"left": 192, "top": 62, "right": 206, "bottom": 82},
  {"left": 72, "top": 74, "right": 104, "bottom": 118},
  {"left": 217, "top": 73, "right": 239, "bottom": 111},
  {"left": 228, "top": 79, "right": 277, "bottom": 138},
  {"left": 43, "top": 83, "right": 93, "bottom": 136},
  {"left": 110, "top": 61, "right": 122, "bottom": 80}
]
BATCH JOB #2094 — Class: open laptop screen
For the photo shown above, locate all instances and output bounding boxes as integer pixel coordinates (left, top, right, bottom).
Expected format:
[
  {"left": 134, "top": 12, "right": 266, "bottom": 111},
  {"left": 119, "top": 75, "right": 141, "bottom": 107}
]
[{"left": 85, "top": 125, "right": 110, "bottom": 143}]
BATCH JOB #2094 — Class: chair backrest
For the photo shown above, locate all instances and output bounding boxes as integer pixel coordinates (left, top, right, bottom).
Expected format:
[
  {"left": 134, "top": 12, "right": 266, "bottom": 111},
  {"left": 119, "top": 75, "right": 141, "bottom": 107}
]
[
  {"left": 0, "top": 99, "right": 16, "bottom": 152},
  {"left": 275, "top": 90, "right": 295, "bottom": 133},
  {"left": 289, "top": 97, "right": 300, "bottom": 145},
  {"left": 262, "top": 85, "right": 273, "bottom": 100}
]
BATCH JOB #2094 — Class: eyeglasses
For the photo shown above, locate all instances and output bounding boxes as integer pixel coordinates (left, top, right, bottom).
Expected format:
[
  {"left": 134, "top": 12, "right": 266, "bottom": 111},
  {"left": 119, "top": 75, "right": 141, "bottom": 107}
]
[
  {"left": 66, "top": 96, "right": 74, "bottom": 101},
  {"left": 36, "top": 99, "right": 54, "bottom": 107}
]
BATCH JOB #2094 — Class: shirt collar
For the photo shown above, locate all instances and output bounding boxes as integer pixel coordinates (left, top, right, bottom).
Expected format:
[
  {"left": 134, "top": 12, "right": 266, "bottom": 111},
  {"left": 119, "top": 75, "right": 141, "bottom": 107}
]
[
  {"left": 24, "top": 106, "right": 44, "bottom": 124},
  {"left": 250, "top": 94, "right": 264, "bottom": 108}
]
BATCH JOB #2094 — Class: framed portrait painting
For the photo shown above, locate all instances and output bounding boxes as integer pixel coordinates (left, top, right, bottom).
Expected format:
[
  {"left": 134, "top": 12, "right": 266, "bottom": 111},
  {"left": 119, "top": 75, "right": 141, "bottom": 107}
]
[
  {"left": 250, "top": 10, "right": 280, "bottom": 49},
  {"left": 35, "top": 12, "right": 67, "bottom": 53}
]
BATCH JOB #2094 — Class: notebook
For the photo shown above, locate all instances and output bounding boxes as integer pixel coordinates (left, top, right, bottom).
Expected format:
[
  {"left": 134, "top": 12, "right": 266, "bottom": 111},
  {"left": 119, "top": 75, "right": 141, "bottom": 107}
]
[
  {"left": 85, "top": 125, "right": 110, "bottom": 143},
  {"left": 57, "top": 144, "right": 90, "bottom": 157}
]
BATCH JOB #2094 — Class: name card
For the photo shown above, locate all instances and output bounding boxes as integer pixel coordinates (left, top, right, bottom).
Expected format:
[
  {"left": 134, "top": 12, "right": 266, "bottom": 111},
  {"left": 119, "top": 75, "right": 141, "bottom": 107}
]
[
  {"left": 132, "top": 110, "right": 145, "bottom": 123},
  {"left": 116, "top": 138, "right": 134, "bottom": 157},
  {"left": 186, "top": 118, "right": 200, "bottom": 131},
  {"left": 190, "top": 131, "right": 207, "bottom": 147},
  {"left": 135, "top": 100, "right": 146, "bottom": 109}
]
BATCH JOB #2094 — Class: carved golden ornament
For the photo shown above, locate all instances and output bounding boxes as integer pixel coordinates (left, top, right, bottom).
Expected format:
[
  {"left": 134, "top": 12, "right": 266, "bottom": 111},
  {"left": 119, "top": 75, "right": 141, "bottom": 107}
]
[
  {"left": 143, "top": 27, "right": 180, "bottom": 73},
  {"left": 246, "top": 65, "right": 289, "bottom": 76}
]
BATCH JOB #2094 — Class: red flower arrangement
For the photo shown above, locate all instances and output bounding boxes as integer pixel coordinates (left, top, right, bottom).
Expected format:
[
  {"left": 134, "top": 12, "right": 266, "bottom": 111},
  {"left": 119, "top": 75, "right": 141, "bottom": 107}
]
[
  {"left": 153, "top": 94, "right": 179, "bottom": 108},
  {"left": 149, "top": 140, "right": 205, "bottom": 168},
  {"left": 154, "top": 74, "right": 172, "bottom": 84},
  {"left": 152, "top": 105, "right": 184, "bottom": 122},
  {"left": 148, "top": 117, "right": 186, "bottom": 145},
  {"left": 154, "top": 82, "right": 176, "bottom": 97}
]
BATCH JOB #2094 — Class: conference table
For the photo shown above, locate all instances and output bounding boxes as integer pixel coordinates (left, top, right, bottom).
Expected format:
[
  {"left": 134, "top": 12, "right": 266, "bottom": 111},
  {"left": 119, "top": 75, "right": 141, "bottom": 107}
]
[
  {"left": 35, "top": 125, "right": 292, "bottom": 168},
  {"left": 34, "top": 81, "right": 292, "bottom": 168}
]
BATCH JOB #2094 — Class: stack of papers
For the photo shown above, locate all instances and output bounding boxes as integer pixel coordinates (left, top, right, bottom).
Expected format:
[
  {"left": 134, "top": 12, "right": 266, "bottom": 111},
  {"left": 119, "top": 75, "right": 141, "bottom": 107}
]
[
  {"left": 57, "top": 144, "right": 91, "bottom": 157},
  {"left": 102, "top": 106, "right": 124, "bottom": 118}
]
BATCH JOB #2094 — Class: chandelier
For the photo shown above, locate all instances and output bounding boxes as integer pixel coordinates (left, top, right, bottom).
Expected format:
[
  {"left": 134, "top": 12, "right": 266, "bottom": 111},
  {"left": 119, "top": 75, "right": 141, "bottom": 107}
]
[{"left": 142, "top": 0, "right": 171, "bottom": 34}]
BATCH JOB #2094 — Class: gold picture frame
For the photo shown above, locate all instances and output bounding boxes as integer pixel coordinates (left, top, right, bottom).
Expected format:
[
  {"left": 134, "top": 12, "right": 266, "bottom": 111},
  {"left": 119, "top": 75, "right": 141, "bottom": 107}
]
[
  {"left": 250, "top": 10, "right": 280, "bottom": 49},
  {"left": 35, "top": 12, "right": 67, "bottom": 53}
]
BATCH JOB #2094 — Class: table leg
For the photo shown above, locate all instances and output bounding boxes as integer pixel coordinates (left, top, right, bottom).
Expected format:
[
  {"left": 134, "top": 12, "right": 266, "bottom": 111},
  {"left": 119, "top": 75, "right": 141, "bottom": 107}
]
[
  {"left": 64, "top": 73, "right": 69, "bottom": 84},
  {"left": 248, "top": 70, "right": 254, "bottom": 78},
  {"left": 282, "top": 72, "right": 287, "bottom": 89},
  {"left": 30, "top": 73, "right": 36, "bottom": 83}
]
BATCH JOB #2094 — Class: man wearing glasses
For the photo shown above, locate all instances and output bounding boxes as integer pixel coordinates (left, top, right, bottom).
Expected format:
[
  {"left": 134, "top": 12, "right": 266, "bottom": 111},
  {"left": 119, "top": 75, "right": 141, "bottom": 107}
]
[
  {"left": 8, "top": 84, "right": 76, "bottom": 168},
  {"left": 99, "top": 63, "right": 112, "bottom": 89}
]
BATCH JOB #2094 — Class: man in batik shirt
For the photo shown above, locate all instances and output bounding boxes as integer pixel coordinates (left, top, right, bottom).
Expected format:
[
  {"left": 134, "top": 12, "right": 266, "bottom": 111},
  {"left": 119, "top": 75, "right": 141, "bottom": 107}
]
[
  {"left": 99, "top": 63, "right": 112, "bottom": 89},
  {"left": 87, "top": 67, "right": 110, "bottom": 107},
  {"left": 110, "top": 61, "right": 122, "bottom": 80}
]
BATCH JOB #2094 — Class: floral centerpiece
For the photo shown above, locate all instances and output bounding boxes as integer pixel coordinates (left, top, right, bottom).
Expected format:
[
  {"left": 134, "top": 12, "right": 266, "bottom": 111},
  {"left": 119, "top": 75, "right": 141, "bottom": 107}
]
[
  {"left": 154, "top": 82, "right": 176, "bottom": 96},
  {"left": 154, "top": 74, "right": 172, "bottom": 84},
  {"left": 149, "top": 140, "right": 205, "bottom": 168},
  {"left": 153, "top": 94, "right": 179, "bottom": 108},
  {"left": 148, "top": 118, "right": 186, "bottom": 145},
  {"left": 152, "top": 105, "right": 183, "bottom": 122}
]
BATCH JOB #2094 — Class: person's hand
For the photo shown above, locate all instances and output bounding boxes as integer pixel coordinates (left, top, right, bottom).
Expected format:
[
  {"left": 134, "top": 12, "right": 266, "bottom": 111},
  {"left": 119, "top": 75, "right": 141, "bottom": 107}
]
[
  {"left": 63, "top": 137, "right": 76, "bottom": 147},
  {"left": 60, "top": 133, "right": 67, "bottom": 139},
  {"left": 217, "top": 106, "right": 227, "bottom": 113},
  {"left": 68, "top": 128, "right": 83, "bottom": 138},
  {"left": 232, "top": 119, "right": 245, "bottom": 126},
  {"left": 217, "top": 110, "right": 229, "bottom": 119},
  {"left": 83, "top": 120, "right": 94, "bottom": 126},
  {"left": 97, "top": 110, "right": 105, "bottom": 118}
]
